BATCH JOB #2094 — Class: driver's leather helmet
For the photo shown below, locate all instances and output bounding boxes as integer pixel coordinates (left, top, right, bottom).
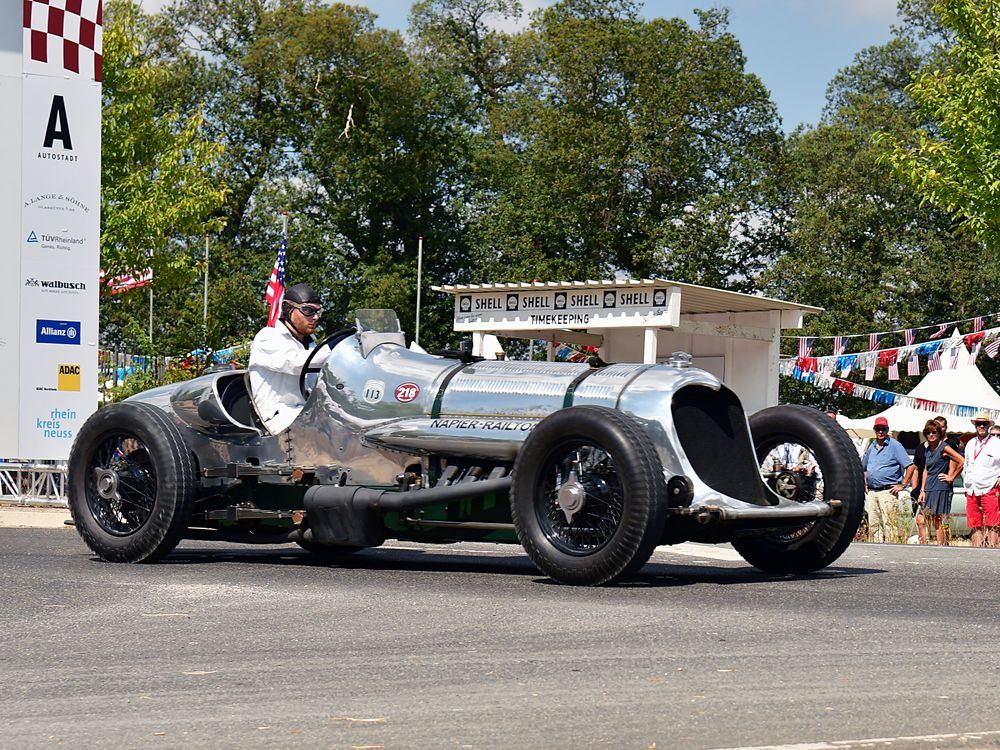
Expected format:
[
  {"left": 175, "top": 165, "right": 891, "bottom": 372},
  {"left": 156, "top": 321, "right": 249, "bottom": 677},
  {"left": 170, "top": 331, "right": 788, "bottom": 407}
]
[{"left": 281, "top": 283, "right": 320, "bottom": 321}]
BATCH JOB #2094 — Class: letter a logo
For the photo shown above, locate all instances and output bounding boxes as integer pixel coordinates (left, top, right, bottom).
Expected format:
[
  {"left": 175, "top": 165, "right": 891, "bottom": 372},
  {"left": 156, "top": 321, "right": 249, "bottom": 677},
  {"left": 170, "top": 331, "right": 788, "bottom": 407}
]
[{"left": 44, "top": 96, "right": 73, "bottom": 150}]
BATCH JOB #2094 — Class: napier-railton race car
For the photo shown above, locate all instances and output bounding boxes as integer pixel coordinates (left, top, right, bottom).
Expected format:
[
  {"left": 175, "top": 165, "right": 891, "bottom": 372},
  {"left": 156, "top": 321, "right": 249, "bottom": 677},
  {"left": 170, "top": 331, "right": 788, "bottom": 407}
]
[{"left": 67, "top": 310, "right": 864, "bottom": 586}]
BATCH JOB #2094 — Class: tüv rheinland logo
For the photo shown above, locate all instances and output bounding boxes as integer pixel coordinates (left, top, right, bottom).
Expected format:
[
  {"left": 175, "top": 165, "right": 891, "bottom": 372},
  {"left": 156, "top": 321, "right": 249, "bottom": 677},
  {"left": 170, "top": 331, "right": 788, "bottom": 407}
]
[{"left": 36, "top": 319, "right": 80, "bottom": 345}]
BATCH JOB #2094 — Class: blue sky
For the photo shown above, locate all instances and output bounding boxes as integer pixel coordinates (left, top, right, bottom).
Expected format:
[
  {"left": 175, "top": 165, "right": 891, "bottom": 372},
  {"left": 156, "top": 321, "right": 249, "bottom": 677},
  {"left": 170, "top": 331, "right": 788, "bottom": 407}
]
[
  {"left": 141, "top": 0, "right": 901, "bottom": 131},
  {"left": 359, "top": 0, "right": 901, "bottom": 131}
]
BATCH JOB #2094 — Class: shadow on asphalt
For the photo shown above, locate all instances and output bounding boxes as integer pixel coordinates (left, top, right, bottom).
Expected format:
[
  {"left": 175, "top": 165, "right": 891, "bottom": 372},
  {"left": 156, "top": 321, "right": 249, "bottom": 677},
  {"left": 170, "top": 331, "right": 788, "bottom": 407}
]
[{"left": 145, "top": 544, "right": 884, "bottom": 588}]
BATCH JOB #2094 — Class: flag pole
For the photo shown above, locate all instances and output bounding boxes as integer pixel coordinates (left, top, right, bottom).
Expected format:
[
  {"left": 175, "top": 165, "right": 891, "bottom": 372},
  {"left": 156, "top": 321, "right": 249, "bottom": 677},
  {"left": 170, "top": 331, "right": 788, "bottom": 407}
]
[
  {"left": 203, "top": 234, "right": 209, "bottom": 325},
  {"left": 415, "top": 235, "right": 423, "bottom": 344}
]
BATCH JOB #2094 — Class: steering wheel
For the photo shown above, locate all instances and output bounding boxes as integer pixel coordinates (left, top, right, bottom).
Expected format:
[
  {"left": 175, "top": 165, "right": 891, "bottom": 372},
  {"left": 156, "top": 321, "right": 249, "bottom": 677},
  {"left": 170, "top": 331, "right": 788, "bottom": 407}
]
[{"left": 299, "top": 327, "right": 357, "bottom": 400}]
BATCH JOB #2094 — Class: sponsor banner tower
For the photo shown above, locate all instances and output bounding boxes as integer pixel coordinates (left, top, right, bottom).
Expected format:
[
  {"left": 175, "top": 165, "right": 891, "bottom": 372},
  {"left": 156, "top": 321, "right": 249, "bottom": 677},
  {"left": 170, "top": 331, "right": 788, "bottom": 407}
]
[{"left": 0, "top": 1, "right": 101, "bottom": 458}]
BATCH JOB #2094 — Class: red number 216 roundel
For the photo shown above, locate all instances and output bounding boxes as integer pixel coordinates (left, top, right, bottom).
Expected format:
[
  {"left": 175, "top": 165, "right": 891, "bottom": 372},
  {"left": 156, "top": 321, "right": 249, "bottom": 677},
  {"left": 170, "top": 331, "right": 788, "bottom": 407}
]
[{"left": 394, "top": 383, "right": 420, "bottom": 403}]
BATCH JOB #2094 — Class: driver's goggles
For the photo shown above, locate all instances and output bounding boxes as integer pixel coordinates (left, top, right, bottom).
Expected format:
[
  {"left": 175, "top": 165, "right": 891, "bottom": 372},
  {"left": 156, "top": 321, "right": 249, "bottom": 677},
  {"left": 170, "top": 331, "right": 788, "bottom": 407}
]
[{"left": 290, "top": 303, "right": 322, "bottom": 318}]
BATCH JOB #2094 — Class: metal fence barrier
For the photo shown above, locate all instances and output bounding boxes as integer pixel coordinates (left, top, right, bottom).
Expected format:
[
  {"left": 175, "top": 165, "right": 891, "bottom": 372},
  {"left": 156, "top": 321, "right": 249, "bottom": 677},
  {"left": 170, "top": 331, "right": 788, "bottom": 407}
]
[{"left": 0, "top": 462, "right": 68, "bottom": 506}]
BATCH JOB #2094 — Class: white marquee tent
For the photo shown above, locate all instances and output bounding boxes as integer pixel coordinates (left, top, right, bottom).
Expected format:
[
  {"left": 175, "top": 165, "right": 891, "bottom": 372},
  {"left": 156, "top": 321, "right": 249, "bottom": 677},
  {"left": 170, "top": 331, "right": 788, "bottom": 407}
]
[{"left": 837, "top": 361, "right": 1000, "bottom": 435}]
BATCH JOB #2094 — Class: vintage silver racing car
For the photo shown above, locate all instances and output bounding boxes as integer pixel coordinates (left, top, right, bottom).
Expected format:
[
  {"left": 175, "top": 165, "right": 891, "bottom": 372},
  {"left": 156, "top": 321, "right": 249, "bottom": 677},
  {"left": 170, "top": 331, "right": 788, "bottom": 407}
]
[{"left": 67, "top": 310, "right": 864, "bottom": 585}]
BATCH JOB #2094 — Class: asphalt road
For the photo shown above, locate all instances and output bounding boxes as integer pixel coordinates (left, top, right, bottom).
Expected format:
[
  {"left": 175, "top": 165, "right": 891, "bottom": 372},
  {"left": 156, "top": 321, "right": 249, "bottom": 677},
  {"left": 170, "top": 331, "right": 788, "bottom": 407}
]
[{"left": 4, "top": 529, "right": 1000, "bottom": 750}]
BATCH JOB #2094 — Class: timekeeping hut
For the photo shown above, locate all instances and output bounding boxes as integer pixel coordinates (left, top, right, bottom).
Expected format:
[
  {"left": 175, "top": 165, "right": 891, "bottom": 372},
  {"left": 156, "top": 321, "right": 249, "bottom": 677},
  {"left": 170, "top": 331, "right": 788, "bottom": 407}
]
[{"left": 433, "top": 279, "right": 821, "bottom": 415}]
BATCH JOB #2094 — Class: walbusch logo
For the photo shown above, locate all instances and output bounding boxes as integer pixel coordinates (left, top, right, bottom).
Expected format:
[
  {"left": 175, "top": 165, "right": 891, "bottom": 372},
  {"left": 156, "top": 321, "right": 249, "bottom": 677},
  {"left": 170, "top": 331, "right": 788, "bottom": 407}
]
[{"left": 24, "top": 277, "right": 86, "bottom": 293}]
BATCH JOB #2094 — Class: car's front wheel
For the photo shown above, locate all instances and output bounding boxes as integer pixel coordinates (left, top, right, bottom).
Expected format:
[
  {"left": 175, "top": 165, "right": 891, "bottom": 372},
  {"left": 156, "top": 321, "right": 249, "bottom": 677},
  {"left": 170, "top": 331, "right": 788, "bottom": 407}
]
[
  {"left": 733, "top": 405, "right": 864, "bottom": 574},
  {"left": 67, "top": 401, "right": 196, "bottom": 562},
  {"left": 511, "top": 406, "right": 668, "bottom": 585}
]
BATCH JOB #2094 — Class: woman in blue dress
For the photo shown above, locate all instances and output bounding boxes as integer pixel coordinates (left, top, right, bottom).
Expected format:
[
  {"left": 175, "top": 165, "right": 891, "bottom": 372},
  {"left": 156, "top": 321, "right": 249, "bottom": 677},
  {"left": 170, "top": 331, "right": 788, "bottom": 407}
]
[{"left": 918, "top": 419, "right": 964, "bottom": 545}]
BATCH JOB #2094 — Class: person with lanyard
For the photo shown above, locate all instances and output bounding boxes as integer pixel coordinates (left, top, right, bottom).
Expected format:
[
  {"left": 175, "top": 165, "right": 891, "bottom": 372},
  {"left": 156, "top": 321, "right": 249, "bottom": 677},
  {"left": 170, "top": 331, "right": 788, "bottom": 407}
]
[
  {"left": 861, "top": 416, "right": 913, "bottom": 543},
  {"left": 916, "top": 418, "right": 963, "bottom": 546},
  {"left": 248, "top": 282, "right": 329, "bottom": 435},
  {"left": 963, "top": 411, "right": 1000, "bottom": 548}
]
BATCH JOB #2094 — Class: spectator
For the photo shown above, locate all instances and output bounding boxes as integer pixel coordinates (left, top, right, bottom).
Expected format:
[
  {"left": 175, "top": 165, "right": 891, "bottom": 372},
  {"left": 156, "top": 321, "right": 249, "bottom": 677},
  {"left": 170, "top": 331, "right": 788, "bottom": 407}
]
[
  {"left": 917, "top": 419, "right": 964, "bottom": 546},
  {"left": 963, "top": 411, "right": 1000, "bottom": 548},
  {"left": 861, "top": 416, "right": 914, "bottom": 543},
  {"left": 910, "top": 415, "right": 957, "bottom": 543}
]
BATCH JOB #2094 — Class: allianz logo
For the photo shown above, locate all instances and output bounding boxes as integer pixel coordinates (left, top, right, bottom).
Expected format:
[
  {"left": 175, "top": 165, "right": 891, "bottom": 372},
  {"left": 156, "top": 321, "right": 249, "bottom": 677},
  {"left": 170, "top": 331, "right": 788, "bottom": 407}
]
[{"left": 24, "top": 278, "right": 86, "bottom": 290}]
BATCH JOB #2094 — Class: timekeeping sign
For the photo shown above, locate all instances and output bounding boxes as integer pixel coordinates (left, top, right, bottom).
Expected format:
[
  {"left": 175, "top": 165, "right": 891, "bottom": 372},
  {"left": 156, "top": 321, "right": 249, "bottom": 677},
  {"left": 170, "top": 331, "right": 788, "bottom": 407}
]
[{"left": 0, "top": 0, "right": 101, "bottom": 459}]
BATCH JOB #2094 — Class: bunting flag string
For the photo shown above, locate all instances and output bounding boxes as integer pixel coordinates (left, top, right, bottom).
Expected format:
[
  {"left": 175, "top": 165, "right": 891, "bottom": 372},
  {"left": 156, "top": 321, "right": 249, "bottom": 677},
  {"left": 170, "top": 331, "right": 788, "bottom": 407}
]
[
  {"left": 779, "top": 359, "right": 1000, "bottom": 423},
  {"left": 781, "top": 325, "right": 1000, "bottom": 379},
  {"left": 782, "top": 310, "right": 1000, "bottom": 348}
]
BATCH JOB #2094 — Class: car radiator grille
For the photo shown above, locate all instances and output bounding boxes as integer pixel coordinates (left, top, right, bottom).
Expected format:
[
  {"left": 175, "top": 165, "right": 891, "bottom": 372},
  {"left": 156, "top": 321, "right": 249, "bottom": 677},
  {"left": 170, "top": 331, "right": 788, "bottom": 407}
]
[{"left": 671, "top": 385, "right": 769, "bottom": 506}]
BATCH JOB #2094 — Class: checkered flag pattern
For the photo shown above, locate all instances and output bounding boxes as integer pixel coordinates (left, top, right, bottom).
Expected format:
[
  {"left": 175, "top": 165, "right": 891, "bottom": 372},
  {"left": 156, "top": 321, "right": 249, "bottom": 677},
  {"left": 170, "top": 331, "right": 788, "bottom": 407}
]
[{"left": 23, "top": 0, "right": 103, "bottom": 82}]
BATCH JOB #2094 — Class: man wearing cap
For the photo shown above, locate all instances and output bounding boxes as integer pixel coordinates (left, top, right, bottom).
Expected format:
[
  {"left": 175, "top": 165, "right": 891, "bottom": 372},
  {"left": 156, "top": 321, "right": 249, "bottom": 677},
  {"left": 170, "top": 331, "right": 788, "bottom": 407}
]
[
  {"left": 861, "top": 416, "right": 913, "bottom": 543},
  {"left": 963, "top": 412, "right": 1000, "bottom": 547},
  {"left": 248, "top": 282, "right": 329, "bottom": 434}
]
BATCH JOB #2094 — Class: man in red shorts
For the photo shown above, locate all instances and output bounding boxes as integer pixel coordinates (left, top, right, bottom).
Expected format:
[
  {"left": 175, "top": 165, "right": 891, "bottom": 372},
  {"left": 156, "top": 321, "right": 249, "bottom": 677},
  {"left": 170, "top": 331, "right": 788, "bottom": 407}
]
[{"left": 963, "top": 411, "right": 1000, "bottom": 547}]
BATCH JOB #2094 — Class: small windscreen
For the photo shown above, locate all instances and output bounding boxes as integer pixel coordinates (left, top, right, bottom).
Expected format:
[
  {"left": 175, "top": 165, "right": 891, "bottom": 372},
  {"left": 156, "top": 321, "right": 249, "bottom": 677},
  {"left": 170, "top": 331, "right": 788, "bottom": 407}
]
[{"left": 354, "top": 309, "right": 401, "bottom": 333}]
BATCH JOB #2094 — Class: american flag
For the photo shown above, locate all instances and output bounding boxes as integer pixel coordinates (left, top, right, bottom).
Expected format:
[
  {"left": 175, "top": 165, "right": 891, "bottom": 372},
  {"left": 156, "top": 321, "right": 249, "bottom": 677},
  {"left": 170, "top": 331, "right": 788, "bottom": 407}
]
[
  {"left": 986, "top": 336, "right": 1000, "bottom": 359},
  {"left": 833, "top": 336, "right": 846, "bottom": 357},
  {"left": 928, "top": 351, "right": 942, "bottom": 371},
  {"left": 969, "top": 340, "right": 982, "bottom": 363},
  {"left": 797, "top": 337, "right": 815, "bottom": 358},
  {"left": 869, "top": 332, "right": 882, "bottom": 351},
  {"left": 904, "top": 329, "right": 915, "bottom": 346},
  {"left": 265, "top": 233, "right": 287, "bottom": 327},
  {"left": 907, "top": 353, "right": 920, "bottom": 376},
  {"left": 929, "top": 324, "right": 948, "bottom": 339},
  {"left": 974, "top": 316, "right": 985, "bottom": 333}
]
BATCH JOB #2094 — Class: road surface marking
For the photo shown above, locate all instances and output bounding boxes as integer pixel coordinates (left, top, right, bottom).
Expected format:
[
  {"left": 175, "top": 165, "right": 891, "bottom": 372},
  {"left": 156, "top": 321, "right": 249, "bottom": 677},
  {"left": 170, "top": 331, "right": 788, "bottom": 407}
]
[{"left": 711, "top": 729, "right": 1000, "bottom": 749}]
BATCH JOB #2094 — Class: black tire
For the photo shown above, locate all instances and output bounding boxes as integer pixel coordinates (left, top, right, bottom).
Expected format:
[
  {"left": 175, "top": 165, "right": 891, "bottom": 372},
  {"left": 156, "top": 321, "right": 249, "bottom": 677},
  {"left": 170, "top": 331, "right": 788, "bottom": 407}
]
[
  {"left": 67, "top": 402, "right": 196, "bottom": 563},
  {"left": 733, "top": 405, "right": 864, "bottom": 574},
  {"left": 511, "top": 405, "right": 668, "bottom": 585}
]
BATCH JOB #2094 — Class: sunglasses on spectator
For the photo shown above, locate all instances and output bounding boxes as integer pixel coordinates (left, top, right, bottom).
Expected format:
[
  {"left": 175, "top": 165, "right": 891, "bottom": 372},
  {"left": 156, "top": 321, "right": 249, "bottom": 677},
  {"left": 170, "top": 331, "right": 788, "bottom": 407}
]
[
  {"left": 289, "top": 302, "right": 322, "bottom": 318},
  {"left": 923, "top": 430, "right": 939, "bottom": 436},
  {"left": 873, "top": 426, "right": 888, "bottom": 432},
  {"left": 975, "top": 421, "right": 990, "bottom": 427}
]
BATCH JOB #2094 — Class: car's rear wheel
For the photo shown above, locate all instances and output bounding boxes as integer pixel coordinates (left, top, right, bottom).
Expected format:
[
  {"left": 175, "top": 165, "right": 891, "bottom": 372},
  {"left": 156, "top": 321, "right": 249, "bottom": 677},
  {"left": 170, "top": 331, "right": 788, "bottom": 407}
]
[
  {"left": 511, "top": 406, "right": 668, "bottom": 585},
  {"left": 68, "top": 402, "right": 196, "bottom": 563},
  {"left": 733, "top": 405, "right": 864, "bottom": 574}
]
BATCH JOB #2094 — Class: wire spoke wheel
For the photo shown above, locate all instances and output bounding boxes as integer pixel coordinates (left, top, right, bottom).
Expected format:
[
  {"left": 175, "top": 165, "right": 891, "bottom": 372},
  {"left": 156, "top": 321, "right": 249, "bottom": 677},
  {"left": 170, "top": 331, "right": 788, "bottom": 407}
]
[
  {"left": 512, "top": 406, "right": 667, "bottom": 586},
  {"left": 733, "top": 405, "right": 864, "bottom": 574},
  {"left": 85, "top": 434, "right": 157, "bottom": 536},
  {"left": 68, "top": 402, "right": 196, "bottom": 563},
  {"left": 537, "top": 443, "right": 625, "bottom": 555}
]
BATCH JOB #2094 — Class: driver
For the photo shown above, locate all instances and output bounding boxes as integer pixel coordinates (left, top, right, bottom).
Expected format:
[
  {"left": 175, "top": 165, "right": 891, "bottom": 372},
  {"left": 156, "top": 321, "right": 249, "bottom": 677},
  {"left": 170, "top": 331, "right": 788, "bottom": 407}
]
[{"left": 248, "top": 282, "right": 329, "bottom": 434}]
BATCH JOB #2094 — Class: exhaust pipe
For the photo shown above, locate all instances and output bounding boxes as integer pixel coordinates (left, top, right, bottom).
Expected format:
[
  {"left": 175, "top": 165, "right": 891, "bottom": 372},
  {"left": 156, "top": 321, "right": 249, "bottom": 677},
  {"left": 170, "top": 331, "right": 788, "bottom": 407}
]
[{"left": 299, "top": 477, "right": 513, "bottom": 547}]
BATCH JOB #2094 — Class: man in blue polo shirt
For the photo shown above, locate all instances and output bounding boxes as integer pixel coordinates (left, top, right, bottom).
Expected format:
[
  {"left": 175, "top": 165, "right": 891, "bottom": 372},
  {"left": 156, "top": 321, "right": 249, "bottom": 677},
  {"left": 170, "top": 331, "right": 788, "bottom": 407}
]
[{"left": 862, "top": 416, "right": 914, "bottom": 542}]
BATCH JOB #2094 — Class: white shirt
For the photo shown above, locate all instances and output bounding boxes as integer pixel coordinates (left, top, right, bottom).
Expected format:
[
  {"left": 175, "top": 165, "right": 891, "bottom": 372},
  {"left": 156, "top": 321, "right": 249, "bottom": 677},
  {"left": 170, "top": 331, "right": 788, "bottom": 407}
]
[
  {"left": 248, "top": 321, "right": 330, "bottom": 434},
  {"left": 963, "top": 435, "right": 1000, "bottom": 495}
]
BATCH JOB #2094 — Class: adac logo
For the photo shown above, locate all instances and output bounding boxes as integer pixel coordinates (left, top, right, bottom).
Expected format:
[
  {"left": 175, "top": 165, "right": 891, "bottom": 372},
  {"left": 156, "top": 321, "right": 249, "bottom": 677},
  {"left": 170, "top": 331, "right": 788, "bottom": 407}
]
[
  {"left": 36, "top": 319, "right": 81, "bottom": 345},
  {"left": 38, "top": 95, "right": 78, "bottom": 163},
  {"left": 58, "top": 364, "right": 81, "bottom": 391}
]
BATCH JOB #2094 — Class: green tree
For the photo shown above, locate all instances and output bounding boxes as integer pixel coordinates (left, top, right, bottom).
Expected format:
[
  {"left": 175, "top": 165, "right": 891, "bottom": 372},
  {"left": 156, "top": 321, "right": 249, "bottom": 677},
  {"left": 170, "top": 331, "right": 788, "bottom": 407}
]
[
  {"left": 765, "top": 10, "right": 1000, "bottom": 413},
  {"left": 468, "top": 1, "right": 782, "bottom": 288},
  {"left": 877, "top": 0, "right": 1000, "bottom": 251},
  {"left": 100, "top": 0, "right": 228, "bottom": 353},
  {"left": 101, "top": 0, "right": 228, "bottom": 295}
]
